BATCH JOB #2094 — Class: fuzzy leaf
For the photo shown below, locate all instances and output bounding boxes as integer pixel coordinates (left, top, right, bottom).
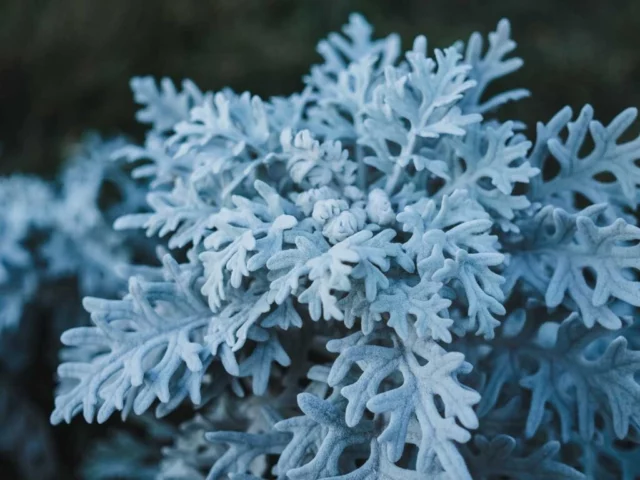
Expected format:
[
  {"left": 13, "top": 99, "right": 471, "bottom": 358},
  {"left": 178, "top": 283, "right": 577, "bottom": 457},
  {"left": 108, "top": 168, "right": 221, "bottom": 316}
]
[
  {"left": 530, "top": 105, "right": 640, "bottom": 218},
  {"left": 326, "top": 329, "right": 479, "bottom": 479},
  {"left": 507, "top": 205, "right": 640, "bottom": 329},
  {"left": 460, "top": 19, "right": 529, "bottom": 114},
  {"left": 51, "top": 257, "right": 212, "bottom": 423}
]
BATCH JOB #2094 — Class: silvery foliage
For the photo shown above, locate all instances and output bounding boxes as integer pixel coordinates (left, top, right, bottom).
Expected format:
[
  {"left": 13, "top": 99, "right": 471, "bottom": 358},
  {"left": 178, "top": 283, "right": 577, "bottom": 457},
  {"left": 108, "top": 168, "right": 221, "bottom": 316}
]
[
  {"left": 0, "top": 135, "right": 147, "bottom": 479},
  {"left": 0, "top": 175, "right": 53, "bottom": 333},
  {"left": 54, "top": 14, "right": 640, "bottom": 479},
  {"left": 0, "top": 135, "right": 146, "bottom": 335}
]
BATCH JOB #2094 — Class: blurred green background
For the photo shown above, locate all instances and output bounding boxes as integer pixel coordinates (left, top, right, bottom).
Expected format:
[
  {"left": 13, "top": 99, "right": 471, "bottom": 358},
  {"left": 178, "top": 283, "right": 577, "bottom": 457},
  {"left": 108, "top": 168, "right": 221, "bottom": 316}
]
[{"left": 1, "top": 0, "right": 639, "bottom": 175}]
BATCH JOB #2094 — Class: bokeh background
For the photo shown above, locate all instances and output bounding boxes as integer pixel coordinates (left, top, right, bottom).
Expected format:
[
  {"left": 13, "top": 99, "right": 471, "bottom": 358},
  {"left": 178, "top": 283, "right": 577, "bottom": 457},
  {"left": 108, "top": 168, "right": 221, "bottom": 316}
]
[
  {"left": 2, "top": 0, "right": 640, "bottom": 477},
  {"left": 2, "top": 0, "right": 640, "bottom": 176}
]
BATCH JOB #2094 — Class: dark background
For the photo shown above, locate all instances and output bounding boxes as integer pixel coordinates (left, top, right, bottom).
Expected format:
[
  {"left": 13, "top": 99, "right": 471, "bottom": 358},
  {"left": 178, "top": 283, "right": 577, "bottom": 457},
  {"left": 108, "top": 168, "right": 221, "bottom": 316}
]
[
  {"left": 2, "top": 1, "right": 640, "bottom": 478},
  {"left": 2, "top": 0, "right": 640, "bottom": 176}
]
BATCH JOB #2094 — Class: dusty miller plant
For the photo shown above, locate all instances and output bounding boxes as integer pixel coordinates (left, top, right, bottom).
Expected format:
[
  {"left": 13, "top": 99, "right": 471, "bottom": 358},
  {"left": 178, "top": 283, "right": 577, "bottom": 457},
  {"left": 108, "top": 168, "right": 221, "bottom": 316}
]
[
  {"left": 0, "top": 135, "right": 150, "bottom": 479},
  {"left": 47, "top": 14, "right": 640, "bottom": 479}
]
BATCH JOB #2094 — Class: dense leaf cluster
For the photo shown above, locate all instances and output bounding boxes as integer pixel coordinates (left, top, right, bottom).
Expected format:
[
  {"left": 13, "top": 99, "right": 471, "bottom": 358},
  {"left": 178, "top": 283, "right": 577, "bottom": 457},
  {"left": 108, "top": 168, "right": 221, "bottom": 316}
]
[{"left": 3, "top": 13, "right": 640, "bottom": 479}]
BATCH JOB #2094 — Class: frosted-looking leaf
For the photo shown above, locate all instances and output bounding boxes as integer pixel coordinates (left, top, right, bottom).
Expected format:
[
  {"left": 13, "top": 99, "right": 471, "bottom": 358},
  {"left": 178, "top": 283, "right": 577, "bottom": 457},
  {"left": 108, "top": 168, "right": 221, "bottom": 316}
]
[
  {"left": 440, "top": 122, "right": 537, "bottom": 221},
  {"left": 506, "top": 205, "right": 640, "bottom": 329},
  {"left": 462, "top": 435, "right": 584, "bottom": 480},
  {"left": 309, "top": 13, "right": 400, "bottom": 80},
  {"left": 399, "top": 191, "right": 505, "bottom": 338},
  {"left": 326, "top": 328, "right": 479, "bottom": 479},
  {"left": 478, "top": 313, "right": 640, "bottom": 443},
  {"left": 460, "top": 19, "right": 530, "bottom": 114},
  {"left": 130, "top": 76, "right": 204, "bottom": 134},
  {"left": 51, "top": 256, "right": 212, "bottom": 424},
  {"left": 362, "top": 41, "right": 481, "bottom": 192},
  {"left": 529, "top": 105, "right": 640, "bottom": 220}
]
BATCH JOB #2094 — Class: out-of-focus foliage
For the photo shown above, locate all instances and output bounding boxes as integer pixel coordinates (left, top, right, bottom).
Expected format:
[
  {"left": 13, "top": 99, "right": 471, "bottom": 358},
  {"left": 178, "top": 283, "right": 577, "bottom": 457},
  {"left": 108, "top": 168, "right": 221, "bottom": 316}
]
[{"left": 0, "top": 136, "right": 151, "bottom": 479}]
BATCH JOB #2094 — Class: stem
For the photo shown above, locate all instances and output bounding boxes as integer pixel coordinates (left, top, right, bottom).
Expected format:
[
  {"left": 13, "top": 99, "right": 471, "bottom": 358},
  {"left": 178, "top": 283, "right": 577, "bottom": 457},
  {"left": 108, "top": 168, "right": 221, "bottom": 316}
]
[
  {"left": 221, "top": 156, "right": 265, "bottom": 199},
  {"left": 383, "top": 92, "right": 439, "bottom": 195},
  {"left": 384, "top": 133, "right": 417, "bottom": 195},
  {"left": 384, "top": 164, "right": 403, "bottom": 195},
  {"left": 354, "top": 115, "right": 367, "bottom": 192},
  {"left": 356, "top": 144, "right": 366, "bottom": 191}
]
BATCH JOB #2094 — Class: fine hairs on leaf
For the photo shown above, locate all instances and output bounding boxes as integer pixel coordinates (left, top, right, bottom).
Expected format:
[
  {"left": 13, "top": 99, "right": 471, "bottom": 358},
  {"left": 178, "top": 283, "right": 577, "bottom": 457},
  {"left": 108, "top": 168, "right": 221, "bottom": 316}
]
[{"left": 34, "top": 12, "right": 640, "bottom": 479}]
